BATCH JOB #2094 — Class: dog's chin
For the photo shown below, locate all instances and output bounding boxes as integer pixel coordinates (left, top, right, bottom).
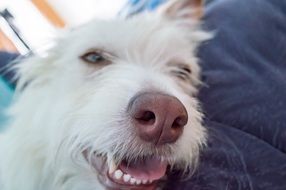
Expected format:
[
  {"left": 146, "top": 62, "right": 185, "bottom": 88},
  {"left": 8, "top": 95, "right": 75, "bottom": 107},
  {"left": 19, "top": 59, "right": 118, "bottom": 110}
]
[{"left": 89, "top": 153, "right": 170, "bottom": 190}]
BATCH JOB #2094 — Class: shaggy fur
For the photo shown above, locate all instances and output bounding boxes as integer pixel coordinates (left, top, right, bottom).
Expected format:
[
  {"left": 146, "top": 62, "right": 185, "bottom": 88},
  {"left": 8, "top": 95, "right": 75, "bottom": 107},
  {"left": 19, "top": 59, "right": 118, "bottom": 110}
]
[{"left": 0, "top": 1, "right": 210, "bottom": 190}]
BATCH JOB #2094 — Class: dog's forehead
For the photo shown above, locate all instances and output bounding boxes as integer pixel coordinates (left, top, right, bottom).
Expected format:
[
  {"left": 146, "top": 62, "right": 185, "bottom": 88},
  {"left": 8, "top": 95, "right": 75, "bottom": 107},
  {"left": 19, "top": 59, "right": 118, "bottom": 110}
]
[{"left": 67, "top": 14, "right": 194, "bottom": 61}]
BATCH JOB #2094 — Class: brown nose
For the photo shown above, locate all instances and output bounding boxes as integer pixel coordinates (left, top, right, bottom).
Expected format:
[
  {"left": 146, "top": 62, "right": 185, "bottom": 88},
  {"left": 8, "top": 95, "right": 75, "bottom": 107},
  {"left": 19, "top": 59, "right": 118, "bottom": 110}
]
[{"left": 128, "top": 92, "right": 188, "bottom": 145}]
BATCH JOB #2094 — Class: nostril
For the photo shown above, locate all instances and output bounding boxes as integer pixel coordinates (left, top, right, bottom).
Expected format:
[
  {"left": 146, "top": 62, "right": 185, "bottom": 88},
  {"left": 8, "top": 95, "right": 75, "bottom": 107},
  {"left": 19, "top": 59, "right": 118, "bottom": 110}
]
[
  {"left": 172, "top": 116, "right": 188, "bottom": 129},
  {"left": 135, "top": 110, "right": 156, "bottom": 125}
]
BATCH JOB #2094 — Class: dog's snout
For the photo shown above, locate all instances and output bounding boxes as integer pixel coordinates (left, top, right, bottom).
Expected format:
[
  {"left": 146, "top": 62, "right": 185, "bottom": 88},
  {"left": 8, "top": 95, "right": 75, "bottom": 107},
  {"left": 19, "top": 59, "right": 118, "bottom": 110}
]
[{"left": 128, "top": 92, "right": 188, "bottom": 145}]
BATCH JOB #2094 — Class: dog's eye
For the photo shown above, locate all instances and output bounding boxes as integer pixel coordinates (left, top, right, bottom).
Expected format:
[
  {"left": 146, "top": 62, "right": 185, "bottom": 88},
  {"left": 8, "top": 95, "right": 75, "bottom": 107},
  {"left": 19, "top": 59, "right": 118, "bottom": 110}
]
[
  {"left": 81, "top": 52, "right": 105, "bottom": 64},
  {"left": 181, "top": 66, "right": 191, "bottom": 74},
  {"left": 171, "top": 65, "right": 192, "bottom": 80}
]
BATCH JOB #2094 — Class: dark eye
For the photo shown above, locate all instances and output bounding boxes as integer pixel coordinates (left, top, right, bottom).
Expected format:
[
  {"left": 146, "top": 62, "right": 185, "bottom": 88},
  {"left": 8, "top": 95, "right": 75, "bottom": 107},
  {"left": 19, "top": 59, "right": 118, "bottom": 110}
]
[
  {"left": 171, "top": 64, "right": 192, "bottom": 81},
  {"left": 181, "top": 66, "right": 191, "bottom": 74},
  {"left": 81, "top": 52, "right": 105, "bottom": 64}
]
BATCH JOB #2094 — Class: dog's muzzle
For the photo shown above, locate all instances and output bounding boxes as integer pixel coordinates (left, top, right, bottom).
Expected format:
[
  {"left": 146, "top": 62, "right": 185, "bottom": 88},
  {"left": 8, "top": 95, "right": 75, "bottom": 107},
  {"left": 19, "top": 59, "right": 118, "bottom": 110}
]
[{"left": 89, "top": 92, "right": 188, "bottom": 190}]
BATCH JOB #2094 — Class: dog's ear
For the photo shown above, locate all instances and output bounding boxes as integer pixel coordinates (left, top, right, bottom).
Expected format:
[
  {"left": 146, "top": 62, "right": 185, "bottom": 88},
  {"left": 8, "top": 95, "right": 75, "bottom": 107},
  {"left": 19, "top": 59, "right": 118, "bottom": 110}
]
[{"left": 159, "top": 0, "right": 204, "bottom": 20}]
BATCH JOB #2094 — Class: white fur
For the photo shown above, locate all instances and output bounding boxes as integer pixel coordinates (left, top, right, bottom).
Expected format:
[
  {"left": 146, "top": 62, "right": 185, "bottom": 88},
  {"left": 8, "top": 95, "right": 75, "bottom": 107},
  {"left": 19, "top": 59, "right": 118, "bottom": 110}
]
[{"left": 0, "top": 10, "right": 209, "bottom": 190}]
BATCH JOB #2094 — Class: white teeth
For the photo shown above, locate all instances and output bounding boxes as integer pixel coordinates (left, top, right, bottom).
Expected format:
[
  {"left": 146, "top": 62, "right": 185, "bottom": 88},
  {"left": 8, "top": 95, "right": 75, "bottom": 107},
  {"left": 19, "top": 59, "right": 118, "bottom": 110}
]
[
  {"left": 135, "top": 179, "right": 141, "bottom": 185},
  {"left": 109, "top": 160, "right": 117, "bottom": 174},
  {"left": 123, "top": 174, "right": 131, "bottom": 182},
  {"left": 130, "top": 178, "right": 136, "bottom": 184},
  {"left": 111, "top": 168, "right": 152, "bottom": 186},
  {"left": 114, "top": 170, "right": 123, "bottom": 179}
]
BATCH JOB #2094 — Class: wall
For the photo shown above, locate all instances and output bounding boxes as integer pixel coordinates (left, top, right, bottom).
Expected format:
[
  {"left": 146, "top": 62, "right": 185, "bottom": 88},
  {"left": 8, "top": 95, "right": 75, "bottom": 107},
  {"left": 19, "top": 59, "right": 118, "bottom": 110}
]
[{"left": 46, "top": 0, "right": 127, "bottom": 27}]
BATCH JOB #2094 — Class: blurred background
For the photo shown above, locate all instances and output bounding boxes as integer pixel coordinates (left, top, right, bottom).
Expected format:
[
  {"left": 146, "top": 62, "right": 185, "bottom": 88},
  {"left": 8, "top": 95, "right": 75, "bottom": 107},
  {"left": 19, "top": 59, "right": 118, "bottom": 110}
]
[{"left": 0, "top": 0, "right": 129, "bottom": 54}]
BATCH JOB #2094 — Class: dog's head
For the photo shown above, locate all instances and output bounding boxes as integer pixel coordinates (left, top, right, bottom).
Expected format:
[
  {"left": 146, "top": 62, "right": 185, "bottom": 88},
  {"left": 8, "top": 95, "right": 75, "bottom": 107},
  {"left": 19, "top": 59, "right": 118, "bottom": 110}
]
[{"left": 7, "top": 0, "right": 210, "bottom": 190}]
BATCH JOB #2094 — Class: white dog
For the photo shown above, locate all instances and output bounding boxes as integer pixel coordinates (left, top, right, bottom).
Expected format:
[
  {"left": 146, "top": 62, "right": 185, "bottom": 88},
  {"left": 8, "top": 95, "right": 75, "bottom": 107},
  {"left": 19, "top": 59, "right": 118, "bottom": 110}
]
[{"left": 0, "top": 0, "right": 210, "bottom": 189}]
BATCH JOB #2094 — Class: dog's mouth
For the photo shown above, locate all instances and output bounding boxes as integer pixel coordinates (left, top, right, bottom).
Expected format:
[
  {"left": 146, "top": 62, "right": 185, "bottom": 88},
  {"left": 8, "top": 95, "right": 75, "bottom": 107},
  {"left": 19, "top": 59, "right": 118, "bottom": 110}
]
[{"left": 90, "top": 154, "right": 169, "bottom": 190}]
